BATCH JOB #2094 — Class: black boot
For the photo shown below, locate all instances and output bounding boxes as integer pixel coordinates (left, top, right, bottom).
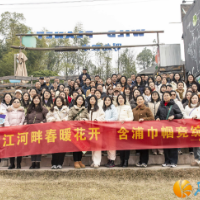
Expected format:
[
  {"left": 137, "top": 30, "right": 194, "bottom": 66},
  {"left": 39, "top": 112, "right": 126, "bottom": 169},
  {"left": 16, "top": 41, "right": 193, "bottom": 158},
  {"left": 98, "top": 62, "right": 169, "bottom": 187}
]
[
  {"left": 105, "top": 160, "right": 115, "bottom": 167},
  {"left": 17, "top": 159, "right": 21, "bottom": 169},
  {"left": 29, "top": 162, "right": 36, "bottom": 169},
  {"left": 119, "top": 160, "right": 124, "bottom": 167},
  {"left": 17, "top": 164, "right": 21, "bottom": 169},
  {"left": 35, "top": 162, "right": 40, "bottom": 169},
  {"left": 8, "top": 164, "right": 15, "bottom": 169},
  {"left": 123, "top": 160, "right": 128, "bottom": 167},
  {"left": 107, "top": 160, "right": 115, "bottom": 168},
  {"left": 105, "top": 160, "right": 111, "bottom": 167}
]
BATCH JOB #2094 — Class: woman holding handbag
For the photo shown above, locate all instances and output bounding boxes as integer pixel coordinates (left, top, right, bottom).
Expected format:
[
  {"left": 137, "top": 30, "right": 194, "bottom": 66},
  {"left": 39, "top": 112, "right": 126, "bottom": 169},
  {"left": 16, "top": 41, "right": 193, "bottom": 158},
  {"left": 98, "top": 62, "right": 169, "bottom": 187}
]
[{"left": 68, "top": 95, "right": 89, "bottom": 169}]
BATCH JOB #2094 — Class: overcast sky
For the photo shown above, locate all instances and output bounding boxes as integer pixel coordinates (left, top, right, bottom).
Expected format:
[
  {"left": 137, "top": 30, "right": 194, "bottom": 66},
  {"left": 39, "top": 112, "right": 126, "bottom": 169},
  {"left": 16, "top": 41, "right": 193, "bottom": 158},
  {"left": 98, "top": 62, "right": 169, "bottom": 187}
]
[{"left": 0, "top": 0, "right": 191, "bottom": 72}]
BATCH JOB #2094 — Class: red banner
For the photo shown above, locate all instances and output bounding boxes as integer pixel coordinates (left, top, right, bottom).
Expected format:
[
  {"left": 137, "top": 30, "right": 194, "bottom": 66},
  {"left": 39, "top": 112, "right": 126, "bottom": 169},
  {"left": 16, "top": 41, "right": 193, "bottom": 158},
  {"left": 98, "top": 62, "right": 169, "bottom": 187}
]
[{"left": 0, "top": 119, "right": 200, "bottom": 158}]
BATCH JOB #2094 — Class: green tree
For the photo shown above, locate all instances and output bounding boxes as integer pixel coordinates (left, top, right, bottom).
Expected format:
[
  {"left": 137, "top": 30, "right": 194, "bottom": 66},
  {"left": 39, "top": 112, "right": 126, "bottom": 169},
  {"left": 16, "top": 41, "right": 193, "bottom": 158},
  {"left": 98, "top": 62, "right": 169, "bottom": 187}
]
[
  {"left": 70, "top": 22, "right": 91, "bottom": 74},
  {"left": 0, "top": 12, "right": 31, "bottom": 76},
  {"left": 93, "top": 43, "right": 113, "bottom": 79},
  {"left": 32, "top": 70, "right": 58, "bottom": 77},
  {"left": 118, "top": 48, "right": 137, "bottom": 77},
  {"left": 0, "top": 12, "right": 47, "bottom": 76},
  {"left": 136, "top": 47, "right": 154, "bottom": 70}
]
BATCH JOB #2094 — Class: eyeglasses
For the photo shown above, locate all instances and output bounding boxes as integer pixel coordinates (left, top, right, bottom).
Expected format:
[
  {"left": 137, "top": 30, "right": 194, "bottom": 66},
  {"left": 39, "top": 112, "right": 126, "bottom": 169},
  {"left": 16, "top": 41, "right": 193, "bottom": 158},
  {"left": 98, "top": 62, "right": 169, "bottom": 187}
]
[{"left": 13, "top": 101, "right": 20, "bottom": 104}]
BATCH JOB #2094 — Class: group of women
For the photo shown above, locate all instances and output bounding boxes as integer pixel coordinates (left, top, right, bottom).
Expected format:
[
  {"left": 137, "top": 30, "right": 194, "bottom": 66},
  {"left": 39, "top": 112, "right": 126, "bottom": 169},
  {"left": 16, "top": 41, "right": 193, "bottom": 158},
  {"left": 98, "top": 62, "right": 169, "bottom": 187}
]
[{"left": 0, "top": 72, "right": 200, "bottom": 169}]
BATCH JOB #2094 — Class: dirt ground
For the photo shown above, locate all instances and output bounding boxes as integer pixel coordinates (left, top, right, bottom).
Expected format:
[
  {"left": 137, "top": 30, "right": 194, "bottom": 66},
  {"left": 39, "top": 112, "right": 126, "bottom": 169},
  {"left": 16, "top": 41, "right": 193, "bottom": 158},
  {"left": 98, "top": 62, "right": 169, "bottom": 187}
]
[{"left": 0, "top": 169, "right": 200, "bottom": 200}]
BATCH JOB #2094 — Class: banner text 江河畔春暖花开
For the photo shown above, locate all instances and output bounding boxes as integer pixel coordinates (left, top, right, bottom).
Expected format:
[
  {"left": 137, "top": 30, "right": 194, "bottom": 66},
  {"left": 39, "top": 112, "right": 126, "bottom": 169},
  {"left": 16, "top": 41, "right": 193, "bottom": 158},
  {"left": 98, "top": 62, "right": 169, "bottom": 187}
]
[{"left": 0, "top": 119, "right": 199, "bottom": 158}]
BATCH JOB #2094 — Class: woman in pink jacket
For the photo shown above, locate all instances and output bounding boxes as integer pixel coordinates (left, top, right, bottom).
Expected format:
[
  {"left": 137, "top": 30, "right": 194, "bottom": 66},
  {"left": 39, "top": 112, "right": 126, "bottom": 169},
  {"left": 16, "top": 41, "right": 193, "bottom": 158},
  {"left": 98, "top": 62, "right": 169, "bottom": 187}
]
[{"left": 5, "top": 98, "right": 25, "bottom": 169}]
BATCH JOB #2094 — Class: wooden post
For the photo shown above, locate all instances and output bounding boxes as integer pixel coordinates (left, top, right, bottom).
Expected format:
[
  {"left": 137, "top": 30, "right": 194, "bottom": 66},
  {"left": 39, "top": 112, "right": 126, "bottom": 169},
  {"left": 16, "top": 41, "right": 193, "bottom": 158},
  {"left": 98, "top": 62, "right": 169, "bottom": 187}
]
[
  {"left": 20, "top": 36, "right": 22, "bottom": 53},
  {"left": 14, "top": 54, "right": 17, "bottom": 75},
  {"left": 31, "top": 75, "right": 33, "bottom": 85}
]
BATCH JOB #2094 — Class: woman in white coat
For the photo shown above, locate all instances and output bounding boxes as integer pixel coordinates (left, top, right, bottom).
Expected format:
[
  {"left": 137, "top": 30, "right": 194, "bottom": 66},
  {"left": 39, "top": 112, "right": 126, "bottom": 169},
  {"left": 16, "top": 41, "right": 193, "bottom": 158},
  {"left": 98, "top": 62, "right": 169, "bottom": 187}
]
[
  {"left": 94, "top": 90, "right": 104, "bottom": 108},
  {"left": 88, "top": 95, "right": 105, "bottom": 168},
  {"left": 103, "top": 96, "right": 118, "bottom": 168},
  {"left": 5, "top": 98, "right": 25, "bottom": 169},
  {"left": 116, "top": 94, "right": 133, "bottom": 167},
  {"left": 46, "top": 96, "right": 69, "bottom": 169},
  {"left": 183, "top": 94, "right": 200, "bottom": 167},
  {"left": 171, "top": 73, "right": 187, "bottom": 92},
  {"left": 1, "top": 93, "right": 12, "bottom": 111},
  {"left": 0, "top": 94, "right": 9, "bottom": 127}
]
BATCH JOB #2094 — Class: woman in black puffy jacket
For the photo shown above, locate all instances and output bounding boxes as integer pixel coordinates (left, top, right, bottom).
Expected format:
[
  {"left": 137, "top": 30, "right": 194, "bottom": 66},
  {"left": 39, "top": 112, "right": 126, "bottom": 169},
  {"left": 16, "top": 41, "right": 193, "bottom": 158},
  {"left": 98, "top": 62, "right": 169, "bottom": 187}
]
[{"left": 155, "top": 91, "right": 183, "bottom": 168}]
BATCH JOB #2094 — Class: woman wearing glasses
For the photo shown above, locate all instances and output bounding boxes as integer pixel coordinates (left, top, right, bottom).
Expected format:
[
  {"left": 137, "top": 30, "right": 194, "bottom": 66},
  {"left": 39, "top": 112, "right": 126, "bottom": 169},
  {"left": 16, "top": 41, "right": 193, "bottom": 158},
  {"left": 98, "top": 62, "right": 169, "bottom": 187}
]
[{"left": 4, "top": 98, "right": 25, "bottom": 169}]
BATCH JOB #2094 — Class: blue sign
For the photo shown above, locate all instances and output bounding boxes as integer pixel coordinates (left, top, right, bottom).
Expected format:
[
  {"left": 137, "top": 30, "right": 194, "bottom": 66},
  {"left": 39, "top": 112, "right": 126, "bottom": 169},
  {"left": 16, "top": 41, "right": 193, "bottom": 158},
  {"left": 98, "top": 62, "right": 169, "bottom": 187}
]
[
  {"left": 36, "top": 29, "right": 145, "bottom": 39},
  {"left": 82, "top": 43, "right": 121, "bottom": 51}
]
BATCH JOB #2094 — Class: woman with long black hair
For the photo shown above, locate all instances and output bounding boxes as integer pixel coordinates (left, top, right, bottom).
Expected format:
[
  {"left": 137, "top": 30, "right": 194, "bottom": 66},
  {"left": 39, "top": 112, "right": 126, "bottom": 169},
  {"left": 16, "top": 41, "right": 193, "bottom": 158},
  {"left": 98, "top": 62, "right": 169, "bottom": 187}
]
[
  {"left": 130, "top": 89, "right": 149, "bottom": 109},
  {"left": 21, "top": 92, "right": 31, "bottom": 114},
  {"left": 29, "top": 88, "right": 37, "bottom": 100},
  {"left": 117, "top": 94, "right": 133, "bottom": 167},
  {"left": 88, "top": 95, "right": 105, "bottom": 168},
  {"left": 184, "top": 94, "right": 200, "bottom": 166},
  {"left": 186, "top": 74, "right": 200, "bottom": 91},
  {"left": 191, "top": 83, "right": 200, "bottom": 98},
  {"left": 1, "top": 93, "right": 12, "bottom": 111},
  {"left": 119, "top": 76, "right": 127, "bottom": 92},
  {"left": 42, "top": 90, "right": 53, "bottom": 111},
  {"left": 123, "top": 85, "right": 132, "bottom": 105},
  {"left": 148, "top": 91, "right": 163, "bottom": 155},
  {"left": 133, "top": 76, "right": 145, "bottom": 94},
  {"left": 171, "top": 73, "right": 187, "bottom": 92},
  {"left": 103, "top": 96, "right": 118, "bottom": 167},
  {"left": 68, "top": 95, "right": 89, "bottom": 169},
  {"left": 147, "top": 77, "right": 154, "bottom": 85},
  {"left": 46, "top": 96, "right": 69, "bottom": 169},
  {"left": 159, "top": 84, "right": 167, "bottom": 100},
  {"left": 24, "top": 94, "right": 48, "bottom": 169},
  {"left": 105, "top": 77, "right": 113, "bottom": 90},
  {"left": 59, "top": 91, "right": 69, "bottom": 106},
  {"left": 143, "top": 86, "right": 152, "bottom": 103},
  {"left": 64, "top": 87, "right": 72, "bottom": 104},
  {"left": 182, "top": 91, "right": 193, "bottom": 108}
]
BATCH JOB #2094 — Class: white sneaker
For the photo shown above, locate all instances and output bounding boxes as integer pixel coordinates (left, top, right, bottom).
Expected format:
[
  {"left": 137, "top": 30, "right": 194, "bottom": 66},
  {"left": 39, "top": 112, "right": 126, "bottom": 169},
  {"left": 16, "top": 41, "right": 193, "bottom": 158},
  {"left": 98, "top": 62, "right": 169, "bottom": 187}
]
[
  {"left": 136, "top": 162, "right": 142, "bottom": 167},
  {"left": 162, "top": 163, "right": 170, "bottom": 167},
  {"left": 90, "top": 163, "right": 94, "bottom": 168},
  {"left": 57, "top": 165, "right": 62, "bottom": 169},
  {"left": 141, "top": 163, "right": 147, "bottom": 168},
  {"left": 94, "top": 164, "right": 99, "bottom": 168},
  {"left": 170, "top": 164, "right": 177, "bottom": 168},
  {"left": 51, "top": 165, "right": 57, "bottom": 169}
]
